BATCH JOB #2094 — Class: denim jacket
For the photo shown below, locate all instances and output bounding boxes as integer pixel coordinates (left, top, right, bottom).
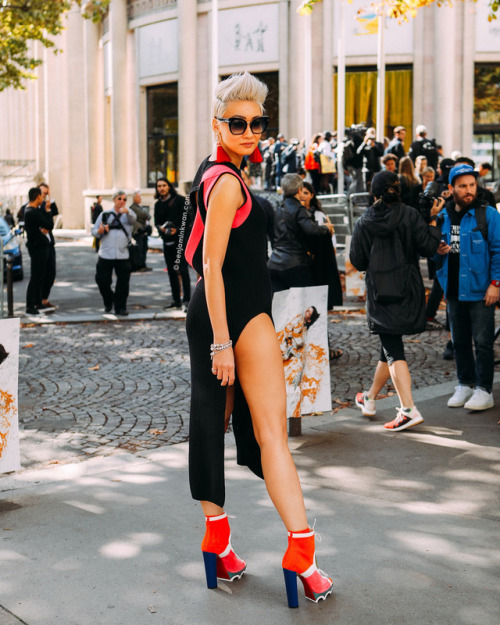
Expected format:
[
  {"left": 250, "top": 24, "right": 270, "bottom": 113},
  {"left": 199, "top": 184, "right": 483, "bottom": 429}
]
[{"left": 435, "top": 204, "right": 500, "bottom": 301}]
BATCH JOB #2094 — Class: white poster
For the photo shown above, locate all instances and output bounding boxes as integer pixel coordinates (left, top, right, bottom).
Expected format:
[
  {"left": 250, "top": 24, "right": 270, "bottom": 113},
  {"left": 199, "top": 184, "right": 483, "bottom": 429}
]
[
  {"left": 0, "top": 318, "right": 20, "bottom": 473},
  {"left": 138, "top": 19, "right": 178, "bottom": 78},
  {"left": 219, "top": 4, "right": 279, "bottom": 67},
  {"left": 345, "top": 235, "right": 366, "bottom": 298},
  {"left": 273, "top": 286, "right": 331, "bottom": 418}
]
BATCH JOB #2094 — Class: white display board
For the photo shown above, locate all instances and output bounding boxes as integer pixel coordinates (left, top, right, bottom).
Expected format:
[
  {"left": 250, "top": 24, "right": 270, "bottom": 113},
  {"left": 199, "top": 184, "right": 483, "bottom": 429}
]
[
  {"left": 0, "top": 318, "right": 20, "bottom": 473},
  {"left": 345, "top": 235, "right": 366, "bottom": 298},
  {"left": 219, "top": 3, "right": 280, "bottom": 67},
  {"left": 138, "top": 19, "right": 178, "bottom": 78},
  {"left": 334, "top": 0, "right": 413, "bottom": 57},
  {"left": 273, "top": 286, "right": 331, "bottom": 418},
  {"left": 475, "top": 0, "right": 500, "bottom": 53}
]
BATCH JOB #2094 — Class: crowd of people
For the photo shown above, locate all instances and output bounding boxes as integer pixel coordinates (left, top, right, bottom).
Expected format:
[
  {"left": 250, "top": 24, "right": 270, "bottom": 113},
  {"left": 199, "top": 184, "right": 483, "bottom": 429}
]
[{"left": 251, "top": 123, "right": 500, "bottom": 204}]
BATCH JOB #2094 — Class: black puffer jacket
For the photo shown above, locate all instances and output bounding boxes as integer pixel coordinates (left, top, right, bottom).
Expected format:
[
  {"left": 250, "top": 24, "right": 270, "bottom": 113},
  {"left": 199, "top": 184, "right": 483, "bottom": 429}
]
[
  {"left": 350, "top": 202, "right": 441, "bottom": 335},
  {"left": 268, "top": 196, "right": 330, "bottom": 271}
]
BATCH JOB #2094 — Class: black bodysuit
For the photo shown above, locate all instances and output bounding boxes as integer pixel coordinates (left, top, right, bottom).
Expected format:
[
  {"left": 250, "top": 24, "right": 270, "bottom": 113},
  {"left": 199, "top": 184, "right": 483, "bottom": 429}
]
[{"left": 185, "top": 158, "right": 273, "bottom": 507}]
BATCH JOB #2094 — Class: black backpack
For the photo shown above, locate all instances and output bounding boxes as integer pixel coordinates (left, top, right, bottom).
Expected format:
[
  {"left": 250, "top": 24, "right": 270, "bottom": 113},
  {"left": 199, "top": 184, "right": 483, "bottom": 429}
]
[
  {"left": 369, "top": 228, "right": 409, "bottom": 304},
  {"left": 473, "top": 204, "right": 488, "bottom": 241}
]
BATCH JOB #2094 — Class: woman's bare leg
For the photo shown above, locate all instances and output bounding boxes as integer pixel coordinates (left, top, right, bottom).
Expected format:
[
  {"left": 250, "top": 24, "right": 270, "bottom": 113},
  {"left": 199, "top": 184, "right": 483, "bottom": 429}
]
[
  {"left": 234, "top": 314, "right": 308, "bottom": 532},
  {"left": 367, "top": 361, "right": 390, "bottom": 399},
  {"left": 388, "top": 360, "right": 414, "bottom": 408}
]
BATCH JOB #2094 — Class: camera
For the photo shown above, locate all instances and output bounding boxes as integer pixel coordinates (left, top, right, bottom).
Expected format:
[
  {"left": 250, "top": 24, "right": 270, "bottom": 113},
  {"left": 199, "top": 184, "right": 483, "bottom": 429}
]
[
  {"left": 162, "top": 220, "right": 176, "bottom": 237},
  {"left": 418, "top": 181, "right": 441, "bottom": 223}
]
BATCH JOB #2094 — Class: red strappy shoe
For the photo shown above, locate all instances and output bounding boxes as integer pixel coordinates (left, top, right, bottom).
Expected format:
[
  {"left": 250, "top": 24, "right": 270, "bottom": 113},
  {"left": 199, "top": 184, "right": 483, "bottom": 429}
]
[
  {"left": 282, "top": 527, "right": 333, "bottom": 608},
  {"left": 201, "top": 512, "right": 246, "bottom": 588}
]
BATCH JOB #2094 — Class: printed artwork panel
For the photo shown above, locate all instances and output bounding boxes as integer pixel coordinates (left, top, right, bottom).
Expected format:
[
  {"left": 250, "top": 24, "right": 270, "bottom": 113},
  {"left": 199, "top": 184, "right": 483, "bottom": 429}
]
[
  {"left": 272, "top": 286, "right": 331, "bottom": 418},
  {"left": 138, "top": 19, "right": 179, "bottom": 78},
  {"left": 219, "top": 4, "right": 280, "bottom": 66},
  {"left": 0, "top": 318, "right": 20, "bottom": 473}
]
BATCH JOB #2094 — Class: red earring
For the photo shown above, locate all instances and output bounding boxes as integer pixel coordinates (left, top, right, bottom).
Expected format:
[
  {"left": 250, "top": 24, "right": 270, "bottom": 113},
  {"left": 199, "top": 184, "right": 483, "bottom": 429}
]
[
  {"left": 249, "top": 147, "right": 263, "bottom": 163},
  {"left": 216, "top": 145, "right": 232, "bottom": 162}
]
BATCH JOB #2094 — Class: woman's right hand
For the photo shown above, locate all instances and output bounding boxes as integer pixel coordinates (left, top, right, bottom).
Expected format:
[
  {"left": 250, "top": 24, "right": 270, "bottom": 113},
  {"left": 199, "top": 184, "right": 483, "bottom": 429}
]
[{"left": 211, "top": 347, "right": 235, "bottom": 386}]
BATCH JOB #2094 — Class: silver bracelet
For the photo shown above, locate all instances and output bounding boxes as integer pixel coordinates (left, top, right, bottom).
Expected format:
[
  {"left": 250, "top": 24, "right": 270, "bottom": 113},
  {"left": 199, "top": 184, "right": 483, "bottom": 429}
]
[{"left": 210, "top": 340, "right": 232, "bottom": 359}]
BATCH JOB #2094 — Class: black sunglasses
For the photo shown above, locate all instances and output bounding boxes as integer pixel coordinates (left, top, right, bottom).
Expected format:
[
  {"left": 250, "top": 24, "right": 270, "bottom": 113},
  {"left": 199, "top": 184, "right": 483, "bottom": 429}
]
[{"left": 216, "top": 116, "right": 269, "bottom": 136}]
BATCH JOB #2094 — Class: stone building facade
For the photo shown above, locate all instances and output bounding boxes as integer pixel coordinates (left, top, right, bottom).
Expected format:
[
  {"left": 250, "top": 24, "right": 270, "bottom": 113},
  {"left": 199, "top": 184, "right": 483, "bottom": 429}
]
[{"left": 0, "top": 0, "right": 499, "bottom": 227}]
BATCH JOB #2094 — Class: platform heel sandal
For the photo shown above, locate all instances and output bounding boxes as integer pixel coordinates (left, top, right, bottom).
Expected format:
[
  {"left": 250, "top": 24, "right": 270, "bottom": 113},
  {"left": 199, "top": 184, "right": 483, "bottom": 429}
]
[
  {"left": 282, "top": 527, "right": 333, "bottom": 608},
  {"left": 201, "top": 512, "right": 246, "bottom": 589}
]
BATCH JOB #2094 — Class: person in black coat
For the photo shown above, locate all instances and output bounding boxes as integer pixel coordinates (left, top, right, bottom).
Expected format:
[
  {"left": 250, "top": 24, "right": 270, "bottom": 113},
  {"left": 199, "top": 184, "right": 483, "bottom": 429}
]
[
  {"left": 268, "top": 173, "right": 333, "bottom": 292},
  {"left": 154, "top": 178, "right": 193, "bottom": 310},
  {"left": 24, "top": 187, "right": 54, "bottom": 315},
  {"left": 350, "top": 171, "right": 442, "bottom": 432},
  {"left": 301, "top": 181, "right": 342, "bottom": 309}
]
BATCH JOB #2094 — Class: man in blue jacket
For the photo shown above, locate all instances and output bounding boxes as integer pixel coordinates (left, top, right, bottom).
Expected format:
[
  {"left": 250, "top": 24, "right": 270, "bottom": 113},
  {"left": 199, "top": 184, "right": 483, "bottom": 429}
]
[{"left": 435, "top": 164, "right": 500, "bottom": 411}]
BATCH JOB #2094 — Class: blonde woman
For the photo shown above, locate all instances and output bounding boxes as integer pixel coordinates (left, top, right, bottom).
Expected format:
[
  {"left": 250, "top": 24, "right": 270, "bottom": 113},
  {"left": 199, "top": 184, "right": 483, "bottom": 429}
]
[{"left": 184, "top": 72, "right": 333, "bottom": 608}]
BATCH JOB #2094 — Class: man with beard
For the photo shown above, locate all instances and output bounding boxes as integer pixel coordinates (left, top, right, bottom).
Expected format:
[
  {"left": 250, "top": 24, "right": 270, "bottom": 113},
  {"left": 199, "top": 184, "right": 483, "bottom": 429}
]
[{"left": 435, "top": 164, "right": 500, "bottom": 411}]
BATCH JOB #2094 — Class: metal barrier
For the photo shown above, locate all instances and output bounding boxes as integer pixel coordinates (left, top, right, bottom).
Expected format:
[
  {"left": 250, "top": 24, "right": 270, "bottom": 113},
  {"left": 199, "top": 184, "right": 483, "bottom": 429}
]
[
  {"left": 348, "top": 192, "right": 370, "bottom": 231},
  {"left": 319, "top": 194, "right": 349, "bottom": 249}
]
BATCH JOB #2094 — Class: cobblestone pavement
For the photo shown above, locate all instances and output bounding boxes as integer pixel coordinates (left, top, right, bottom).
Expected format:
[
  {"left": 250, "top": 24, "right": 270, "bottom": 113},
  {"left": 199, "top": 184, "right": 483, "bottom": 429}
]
[{"left": 18, "top": 313, "right": 476, "bottom": 463}]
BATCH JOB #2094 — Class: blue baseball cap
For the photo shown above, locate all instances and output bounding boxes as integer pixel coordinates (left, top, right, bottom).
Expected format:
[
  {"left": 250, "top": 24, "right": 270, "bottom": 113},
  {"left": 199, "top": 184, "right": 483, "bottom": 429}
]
[{"left": 448, "top": 164, "right": 478, "bottom": 186}]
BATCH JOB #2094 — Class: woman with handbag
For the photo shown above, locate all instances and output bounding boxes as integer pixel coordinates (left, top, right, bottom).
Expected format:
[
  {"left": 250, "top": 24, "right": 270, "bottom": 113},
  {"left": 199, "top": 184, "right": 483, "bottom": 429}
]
[
  {"left": 350, "top": 171, "right": 443, "bottom": 431},
  {"left": 304, "top": 134, "right": 322, "bottom": 194},
  {"left": 184, "top": 72, "right": 333, "bottom": 608}
]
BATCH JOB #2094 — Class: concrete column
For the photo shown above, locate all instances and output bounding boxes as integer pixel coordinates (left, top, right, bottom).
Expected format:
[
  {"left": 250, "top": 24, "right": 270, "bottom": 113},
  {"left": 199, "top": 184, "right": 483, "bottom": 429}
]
[
  {"left": 178, "top": 0, "right": 198, "bottom": 184},
  {"left": 83, "top": 17, "right": 105, "bottom": 191},
  {"left": 461, "top": 1, "right": 475, "bottom": 156},
  {"left": 62, "top": 8, "right": 88, "bottom": 227},
  {"left": 321, "top": 0, "right": 334, "bottom": 133},
  {"left": 433, "top": 2, "right": 466, "bottom": 155},
  {"left": 288, "top": 0, "right": 305, "bottom": 139},
  {"left": 110, "top": 0, "right": 129, "bottom": 189},
  {"left": 278, "top": 0, "right": 289, "bottom": 137}
]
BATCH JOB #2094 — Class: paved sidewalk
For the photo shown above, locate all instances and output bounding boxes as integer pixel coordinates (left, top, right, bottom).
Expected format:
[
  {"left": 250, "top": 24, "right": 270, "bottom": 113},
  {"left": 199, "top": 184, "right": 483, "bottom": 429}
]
[{"left": 1, "top": 381, "right": 499, "bottom": 625}]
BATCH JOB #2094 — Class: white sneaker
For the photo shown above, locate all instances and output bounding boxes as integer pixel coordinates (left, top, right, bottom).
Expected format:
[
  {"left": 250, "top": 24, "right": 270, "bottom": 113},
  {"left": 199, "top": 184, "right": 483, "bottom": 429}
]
[
  {"left": 355, "top": 392, "right": 376, "bottom": 416},
  {"left": 463, "top": 388, "right": 494, "bottom": 411},
  {"left": 447, "top": 385, "right": 474, "bottom": 408},
  {"left": 384, "top": 406, "right": 424, "bottom": 432}
]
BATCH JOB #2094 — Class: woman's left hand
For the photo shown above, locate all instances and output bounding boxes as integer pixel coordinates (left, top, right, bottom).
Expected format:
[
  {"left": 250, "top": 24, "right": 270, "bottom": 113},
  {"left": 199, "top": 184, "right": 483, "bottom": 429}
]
[{"left": 211, "top": 348, "right": 235, "bottom": 386}]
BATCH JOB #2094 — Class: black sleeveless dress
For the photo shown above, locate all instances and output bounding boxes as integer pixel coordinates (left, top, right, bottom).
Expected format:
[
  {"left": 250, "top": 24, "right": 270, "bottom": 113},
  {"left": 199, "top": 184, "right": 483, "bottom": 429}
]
[{"left": 185, "top": 158, "right": 273, "bottom": 507}]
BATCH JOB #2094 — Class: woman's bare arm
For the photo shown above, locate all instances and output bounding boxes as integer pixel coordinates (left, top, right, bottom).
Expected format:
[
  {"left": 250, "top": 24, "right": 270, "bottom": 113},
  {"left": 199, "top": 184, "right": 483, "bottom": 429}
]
[{"left": 203, "top": 174, "right": 245, "bottom": 386}]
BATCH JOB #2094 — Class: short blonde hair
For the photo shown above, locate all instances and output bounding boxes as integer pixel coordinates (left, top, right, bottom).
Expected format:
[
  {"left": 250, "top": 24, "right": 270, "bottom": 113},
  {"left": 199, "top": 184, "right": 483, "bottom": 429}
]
[{"left": 212, "top": 72, "right": 268, "bottom": 118}]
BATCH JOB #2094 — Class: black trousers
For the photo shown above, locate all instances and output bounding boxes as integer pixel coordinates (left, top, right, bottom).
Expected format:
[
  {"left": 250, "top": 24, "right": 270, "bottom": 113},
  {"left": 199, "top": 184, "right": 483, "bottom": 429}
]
[
  {"left": 95, "top": 257, "right": 131, "bottom": 311},
  {"left": 135, "top": 235, "right": 148, "bottom": 267},
  {"left": 41, "top": 245, "right": 56, "bottom": 301},
  {"left": 163, "top": 243, "right": 191, "bottom": 304},
  {"left": 26, "top": 246, "right": 50, "bottom": 309}
]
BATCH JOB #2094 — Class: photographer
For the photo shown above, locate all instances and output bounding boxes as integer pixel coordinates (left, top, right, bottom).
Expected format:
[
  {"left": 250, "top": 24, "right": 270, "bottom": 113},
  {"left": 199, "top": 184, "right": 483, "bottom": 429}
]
[
  {"left": 154, "top": 177, "right": 192, "bottom": 310},
  {"left": 91, "top": 190, "right": 136, "bottom": 316},
  {"left": 281, "top": 138, "right": 300, "bottom": 174},
  {"left": 357, "top": 127, "right": 384, "bottom": 189},
  {"left": 129, "top": 191, "right": 152, "bottom": 272},
  {"left": 343, "top": 124, "right": 367, "bottom": 195}
]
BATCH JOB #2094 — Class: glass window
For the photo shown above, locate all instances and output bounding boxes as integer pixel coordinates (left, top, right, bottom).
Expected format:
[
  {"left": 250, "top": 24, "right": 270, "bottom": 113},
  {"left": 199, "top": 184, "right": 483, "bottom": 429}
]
[
  {"left": 472, "top": 133, "right": 500, "bottom": 183},
  {"left": 147, "top": 83, "right": 178, "bottom": 186},
  {"left": 474, "top": 65, "right": 500, "bottom": 126},
  {"left": 474, "top": 65, "right": 500, "bottom": 183}
]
